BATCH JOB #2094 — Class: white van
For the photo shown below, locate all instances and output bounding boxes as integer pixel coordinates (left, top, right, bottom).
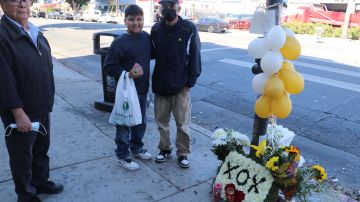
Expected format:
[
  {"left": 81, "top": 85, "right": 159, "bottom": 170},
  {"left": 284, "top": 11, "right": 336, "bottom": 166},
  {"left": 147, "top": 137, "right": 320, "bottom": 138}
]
[{"left": 83, "top": 10, "right": 101, "bottom": 22}]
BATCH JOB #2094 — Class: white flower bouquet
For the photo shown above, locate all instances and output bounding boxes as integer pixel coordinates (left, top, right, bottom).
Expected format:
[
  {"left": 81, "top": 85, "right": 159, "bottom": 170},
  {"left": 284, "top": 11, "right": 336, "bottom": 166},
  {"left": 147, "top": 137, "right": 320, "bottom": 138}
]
[{"left": 211, "top": 129, "right": 250, "bottom": 161}]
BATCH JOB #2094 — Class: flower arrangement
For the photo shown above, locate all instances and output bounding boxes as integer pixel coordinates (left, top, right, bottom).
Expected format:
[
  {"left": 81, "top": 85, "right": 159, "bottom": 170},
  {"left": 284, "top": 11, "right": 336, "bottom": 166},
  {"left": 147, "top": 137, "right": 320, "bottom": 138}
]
[
  {"left": 211, "top": 26, "right": 327, "bottom": 201},
  {"left": 211, "top": 129, "right": 251, "bottom": 161},
  {"left": 214, "top": 151, "right": 274, "bottom": 202},
  {"left": 211, "top": 125, "right": 328, "bottom": 202}
]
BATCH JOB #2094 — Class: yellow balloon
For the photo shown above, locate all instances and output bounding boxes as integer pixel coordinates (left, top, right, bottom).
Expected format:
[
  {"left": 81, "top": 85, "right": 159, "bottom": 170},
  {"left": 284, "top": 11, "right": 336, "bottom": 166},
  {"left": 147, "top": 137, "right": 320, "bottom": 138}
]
[
  {"left": 264, "top": 75, "right": 285, "bottom": 98},
  {"left": 280, "top": 36, "right": 301, "bottom": 60},
  {"left": 271, "top": 93, "right": 292, "bottom": 119},
  {"left": 279, "top": 69, "right": 304, "bottom": 94},
  {"left": 281, "top": 60, "right": 295, "bottom": 71},
  {"left": 255, "top": 96, "right": 272, "bottom": 118}
]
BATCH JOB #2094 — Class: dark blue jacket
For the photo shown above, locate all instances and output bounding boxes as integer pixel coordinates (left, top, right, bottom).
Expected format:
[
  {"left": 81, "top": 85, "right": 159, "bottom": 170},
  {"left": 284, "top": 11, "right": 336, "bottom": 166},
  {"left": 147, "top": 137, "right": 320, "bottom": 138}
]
[
  {"left": 0, "top": 16, "right": 55, "bottom": 121},
  {"left": 151, "top": 17, "right": 201, "bottom": 96},
  {"left": 103, "top": 31, "right": 151, "bottom": 95}
]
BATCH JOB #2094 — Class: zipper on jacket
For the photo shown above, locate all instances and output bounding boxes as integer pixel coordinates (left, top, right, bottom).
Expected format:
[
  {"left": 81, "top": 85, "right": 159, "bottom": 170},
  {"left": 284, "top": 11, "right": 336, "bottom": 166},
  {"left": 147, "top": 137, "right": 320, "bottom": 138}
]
[
  {"left": 36, "top": 36, "right": 42, "bottom": 56},
  {"left": 24, "top": 33, "right": 42, "bottom": 56},
  {"left": 167, "top": 33, "right": 171, "bottom": 64}
]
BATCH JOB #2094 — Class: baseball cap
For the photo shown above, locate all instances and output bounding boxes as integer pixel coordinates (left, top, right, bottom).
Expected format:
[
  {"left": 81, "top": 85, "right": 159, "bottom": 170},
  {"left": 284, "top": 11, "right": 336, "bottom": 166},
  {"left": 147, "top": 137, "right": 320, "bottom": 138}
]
[{"left": 159, "top": 0, "right": 179, "bottom": 4}]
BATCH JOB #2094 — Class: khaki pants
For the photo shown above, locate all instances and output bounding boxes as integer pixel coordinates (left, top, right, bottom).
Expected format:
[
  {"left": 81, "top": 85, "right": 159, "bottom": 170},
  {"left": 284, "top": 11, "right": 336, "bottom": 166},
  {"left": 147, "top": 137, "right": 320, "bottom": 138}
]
[{"left": 154, "top": 88, "right": 191, "bottom": 157}]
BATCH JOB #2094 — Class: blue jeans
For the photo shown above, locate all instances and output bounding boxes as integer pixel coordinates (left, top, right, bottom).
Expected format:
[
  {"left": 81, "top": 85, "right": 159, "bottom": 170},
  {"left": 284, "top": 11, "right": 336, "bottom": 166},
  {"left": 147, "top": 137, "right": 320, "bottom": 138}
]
[{"left": 115, "top": 93, "right": 147, "bottom": 160}]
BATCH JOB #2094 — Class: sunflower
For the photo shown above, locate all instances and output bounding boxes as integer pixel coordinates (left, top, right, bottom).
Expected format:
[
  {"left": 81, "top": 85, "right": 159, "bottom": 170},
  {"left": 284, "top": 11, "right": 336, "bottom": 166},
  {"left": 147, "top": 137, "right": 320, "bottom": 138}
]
[
  {"left": 311, "top": 165, "right": 327, "bottom": 182},
  {"left": 266, "top": 156, "right": 279, "bottom": 171},
  {"left": 284, "top": 146, "right": 300, "bottom": 155}
]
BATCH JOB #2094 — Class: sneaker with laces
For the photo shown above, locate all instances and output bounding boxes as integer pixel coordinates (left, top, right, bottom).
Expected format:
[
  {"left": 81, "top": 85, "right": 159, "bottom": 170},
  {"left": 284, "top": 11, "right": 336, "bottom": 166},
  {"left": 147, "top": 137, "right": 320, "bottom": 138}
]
[
  {"left": 155, "top": 150, "right": 172, "bottom": 163},
  {"left": 133, "top": 149, "right": 152, "bottom": 160},
  {"left": 116, "top": 158, "right": 139, "bottom": 171},
  {"left": 178, "top": 156, "right": 190, "bottom": 168}
]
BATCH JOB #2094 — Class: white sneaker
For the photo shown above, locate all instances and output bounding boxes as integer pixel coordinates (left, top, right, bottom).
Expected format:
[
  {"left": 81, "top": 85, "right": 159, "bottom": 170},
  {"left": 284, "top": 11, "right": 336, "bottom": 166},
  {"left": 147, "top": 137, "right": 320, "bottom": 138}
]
[
  {"left": 133, "top": 149, "right": 152, "bottom": 160},
  {"left": 178, "top": 156, "right": 190, "bottom": 168},
  {"left": 116, "top": 159, "right": 139, "bottom": 171}
]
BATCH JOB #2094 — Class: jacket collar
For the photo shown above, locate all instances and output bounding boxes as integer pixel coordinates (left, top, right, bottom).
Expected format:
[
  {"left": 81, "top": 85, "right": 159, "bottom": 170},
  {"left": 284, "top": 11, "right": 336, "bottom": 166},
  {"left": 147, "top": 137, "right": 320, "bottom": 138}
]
[
  {"left": 161, "top": 16, "right": 183, "bottom": 31},
  {"left": 0, "top": 15, "right": 35, "bottom": 40}
]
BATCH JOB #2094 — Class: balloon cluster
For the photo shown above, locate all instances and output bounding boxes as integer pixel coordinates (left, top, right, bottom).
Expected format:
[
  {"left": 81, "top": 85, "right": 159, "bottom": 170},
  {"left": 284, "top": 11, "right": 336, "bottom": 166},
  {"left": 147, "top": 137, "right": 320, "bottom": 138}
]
[{"left": 248, "top": 26, "right": 304, "bottom": 119}]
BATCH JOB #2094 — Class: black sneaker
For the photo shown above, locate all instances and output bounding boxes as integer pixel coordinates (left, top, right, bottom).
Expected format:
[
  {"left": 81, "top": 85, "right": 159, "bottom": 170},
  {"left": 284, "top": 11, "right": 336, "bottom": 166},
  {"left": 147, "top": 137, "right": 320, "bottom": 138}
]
[
  {"left": 36, "top": 181, "right": 64, "bottom": 194},
  {"left": 178, "top": 156, "right": 190, "bottom": 168},
  {"left": 155, "top": 150, "right": 172, "bottom": 163},
  {"left": 18, "top": 196, "right": 41, "bottom": 202}
]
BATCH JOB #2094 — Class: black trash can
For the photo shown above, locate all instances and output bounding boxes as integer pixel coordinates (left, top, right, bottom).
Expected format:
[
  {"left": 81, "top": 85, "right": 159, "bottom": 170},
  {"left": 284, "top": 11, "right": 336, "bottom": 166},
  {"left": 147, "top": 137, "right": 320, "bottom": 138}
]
[{"left": 93, "top": 32, "right": 120, "bottom": 112}]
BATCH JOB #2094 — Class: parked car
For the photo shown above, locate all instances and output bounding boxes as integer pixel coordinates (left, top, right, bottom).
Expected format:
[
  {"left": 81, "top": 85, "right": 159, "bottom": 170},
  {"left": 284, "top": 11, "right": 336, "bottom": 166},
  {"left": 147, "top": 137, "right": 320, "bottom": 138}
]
[
  {"left": 224, "top": 14, "right": 252, "bottom": 30},
  {"left": 73, "top": 12, "right": 83, "bottom": 21},
  {"left": 98, "top": 13, "right": 117, "bottom": 23},
  {"left": 195, "top": 17, "right": 229, "bottom": 33},
  {"left": 46, "top": 11, "right": 61, "bottom": 19},
  {"left": 31, "top": 11, "right": 37, "bottom": 18},
  {"left": 83, "top": 10, "right": 101, "bottom": 22},
  {"left": 37, "top": 11, "right": 46, "bottom": 18},
  {"left": 60, "top": 13, "right": 73, "bottom": 20}
]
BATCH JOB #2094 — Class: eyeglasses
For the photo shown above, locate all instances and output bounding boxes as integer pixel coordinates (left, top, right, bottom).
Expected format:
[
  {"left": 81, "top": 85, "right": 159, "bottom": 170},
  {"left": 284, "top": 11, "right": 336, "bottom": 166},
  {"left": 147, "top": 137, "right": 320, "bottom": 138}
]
[{"left": 6, "top": 0, "right": 32, "bottom": 6}]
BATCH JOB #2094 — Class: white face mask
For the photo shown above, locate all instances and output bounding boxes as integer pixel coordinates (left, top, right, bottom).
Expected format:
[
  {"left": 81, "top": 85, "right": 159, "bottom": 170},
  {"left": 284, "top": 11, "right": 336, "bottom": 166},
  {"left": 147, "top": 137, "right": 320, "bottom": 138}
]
[{"left": 5, "top": 122, "right": 47, "bottom": 136}]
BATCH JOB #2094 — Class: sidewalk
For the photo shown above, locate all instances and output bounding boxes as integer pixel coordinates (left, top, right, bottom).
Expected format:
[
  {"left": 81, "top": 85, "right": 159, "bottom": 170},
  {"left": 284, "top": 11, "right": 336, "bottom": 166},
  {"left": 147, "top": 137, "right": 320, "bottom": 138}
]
[{"left": 0, "top": 59, "right": 356, "bottom": 202}]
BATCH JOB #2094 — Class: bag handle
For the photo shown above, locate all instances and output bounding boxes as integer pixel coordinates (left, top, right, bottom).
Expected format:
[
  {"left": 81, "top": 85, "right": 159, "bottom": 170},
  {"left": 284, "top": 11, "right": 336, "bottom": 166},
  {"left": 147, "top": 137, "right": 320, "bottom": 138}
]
[{"left": 115, "top": 71, "right": 128, "bottom": 100}]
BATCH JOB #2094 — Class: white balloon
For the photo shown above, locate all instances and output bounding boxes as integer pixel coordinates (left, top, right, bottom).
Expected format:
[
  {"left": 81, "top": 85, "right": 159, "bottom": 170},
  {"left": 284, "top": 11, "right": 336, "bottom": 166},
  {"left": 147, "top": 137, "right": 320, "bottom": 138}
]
[
  {"left": 260, "top": 51, "right": 283, "bottom": 76},
  {"left": 283, "top": 27, "right": 296, "bottom": 38},
  {"left": 266, "top": 25, "right": 286, "bottom": 50},
  {"left": 247, "top": 38, "right": 268, "bottom": 59},
  {"left": 252, "top": 73, "right": 269, "bottom": 95}
]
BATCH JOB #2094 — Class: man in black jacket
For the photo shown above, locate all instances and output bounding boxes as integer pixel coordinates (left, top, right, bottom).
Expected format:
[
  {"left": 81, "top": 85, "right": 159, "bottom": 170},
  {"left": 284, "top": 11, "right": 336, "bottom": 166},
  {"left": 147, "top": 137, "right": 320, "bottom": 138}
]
[
  {"left": 151, "top": 0, "right": 201, "bottom": 168},
  {"left": 0, "top": 0, "right": 63, "bottom": 201}
]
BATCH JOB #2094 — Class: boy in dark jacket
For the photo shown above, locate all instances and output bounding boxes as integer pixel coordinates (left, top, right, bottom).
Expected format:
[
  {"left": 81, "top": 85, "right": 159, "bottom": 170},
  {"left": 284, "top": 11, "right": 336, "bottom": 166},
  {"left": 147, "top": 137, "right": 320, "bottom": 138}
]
[
  {"left": 103, "top": 4, "right": 152, "bottom": 171},
  {"left": 151, "top": 0, "right": 201, "bottom": 168}
]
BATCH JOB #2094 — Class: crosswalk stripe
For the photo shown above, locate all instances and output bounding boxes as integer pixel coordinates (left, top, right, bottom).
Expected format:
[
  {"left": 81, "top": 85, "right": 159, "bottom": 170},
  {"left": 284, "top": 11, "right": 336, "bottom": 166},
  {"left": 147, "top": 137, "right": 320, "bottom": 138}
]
[
  {"left": 219, "top": 58, "right": 360, "bottom": 93},
  {"left": 218, "top": 58, "right": 253, "bottom": 67},
  {"left": 302, "top": 73, "right": 360, "bottom": 93},
  {"left": 201, "top": 47, "right": 236, "bottom": 52},
  {"left": 293, "top": 61, "right": 360, "bottom": 78}
]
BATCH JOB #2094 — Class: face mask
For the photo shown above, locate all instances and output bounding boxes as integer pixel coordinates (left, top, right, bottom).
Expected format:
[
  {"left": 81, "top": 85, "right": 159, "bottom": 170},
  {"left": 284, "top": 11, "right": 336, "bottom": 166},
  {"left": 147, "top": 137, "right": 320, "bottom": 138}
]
[
  {"left": 162, "top": 8, "right": 177, "bottom": 22},
  {"left": 5, "top": 122, "right": 47, "bottom": 136}
]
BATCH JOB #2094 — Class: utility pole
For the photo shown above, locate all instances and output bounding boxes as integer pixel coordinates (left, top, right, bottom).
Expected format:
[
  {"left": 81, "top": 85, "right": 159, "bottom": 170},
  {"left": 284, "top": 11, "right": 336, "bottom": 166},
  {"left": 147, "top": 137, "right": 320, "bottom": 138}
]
[
  {"left": 116, "top": 0, "right": 119, "bottom": 17},
  {"left": 250, "top": 0, "right": 283, "bottom": 158},
  {"left": 341, "top": 0, "right": 355, "bottom": 39}
]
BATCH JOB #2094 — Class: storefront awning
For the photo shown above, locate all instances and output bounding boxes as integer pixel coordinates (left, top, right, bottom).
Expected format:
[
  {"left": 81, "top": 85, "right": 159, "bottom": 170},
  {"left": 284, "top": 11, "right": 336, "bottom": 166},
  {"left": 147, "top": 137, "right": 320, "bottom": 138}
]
[{"left": 39, "top": 3, "right": 61, "bottom": 9}]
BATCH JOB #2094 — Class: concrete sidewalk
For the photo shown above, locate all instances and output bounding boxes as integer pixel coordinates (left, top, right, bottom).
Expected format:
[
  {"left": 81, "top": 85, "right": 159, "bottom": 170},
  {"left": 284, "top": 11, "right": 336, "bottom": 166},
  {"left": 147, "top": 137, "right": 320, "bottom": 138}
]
[{"left": 0, "top": 59, "right": 355, "bottom": 202}]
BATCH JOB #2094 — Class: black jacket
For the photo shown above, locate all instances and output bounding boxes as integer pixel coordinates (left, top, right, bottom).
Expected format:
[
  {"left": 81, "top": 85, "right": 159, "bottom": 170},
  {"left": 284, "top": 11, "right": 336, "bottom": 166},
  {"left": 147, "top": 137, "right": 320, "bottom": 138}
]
[
  {"left": 151, "top": 17, "right": 201, "bottom": 96},
  {"left": 0, "top": 16, "right": 55, "bottom": 121},
  {"left": 103, "top": 31, "right": 151, "bottom": 95}
]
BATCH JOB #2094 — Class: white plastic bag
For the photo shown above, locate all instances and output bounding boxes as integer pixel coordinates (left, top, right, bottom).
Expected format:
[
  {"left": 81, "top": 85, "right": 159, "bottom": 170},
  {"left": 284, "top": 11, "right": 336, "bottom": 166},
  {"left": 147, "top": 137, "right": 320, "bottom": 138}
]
[
  {"left": 109, "top": 71, "right": 142, "bottom": 126},
  {"left": 250, "top": 6, "right": 276, "bottom": 34}
]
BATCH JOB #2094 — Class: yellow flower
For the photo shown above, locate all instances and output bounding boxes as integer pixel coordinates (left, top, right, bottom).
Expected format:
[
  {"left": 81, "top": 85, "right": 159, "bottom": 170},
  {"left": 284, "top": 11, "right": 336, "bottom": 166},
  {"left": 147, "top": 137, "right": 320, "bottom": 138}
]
[
  {"left": 284, "top": 146, "right": 301, "bottom": 162},
  {"left": 266, "top": 156, "right": 279, "bottom": 171},
  {"left": 312, "top": 165, "right": 327, "bottom": 182},
  {"left": 284, "top": 146, "right": 300, "bottom": 155},
  {"left": 251, "top": 139, "right": 267, "bottom": 158}
]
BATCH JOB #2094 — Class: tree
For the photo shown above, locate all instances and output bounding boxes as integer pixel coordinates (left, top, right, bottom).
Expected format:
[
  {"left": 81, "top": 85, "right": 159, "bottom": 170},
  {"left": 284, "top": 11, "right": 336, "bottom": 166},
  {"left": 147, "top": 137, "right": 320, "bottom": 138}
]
[{"left": 65, "top": 0, "right": 90, "bottom": 13}]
